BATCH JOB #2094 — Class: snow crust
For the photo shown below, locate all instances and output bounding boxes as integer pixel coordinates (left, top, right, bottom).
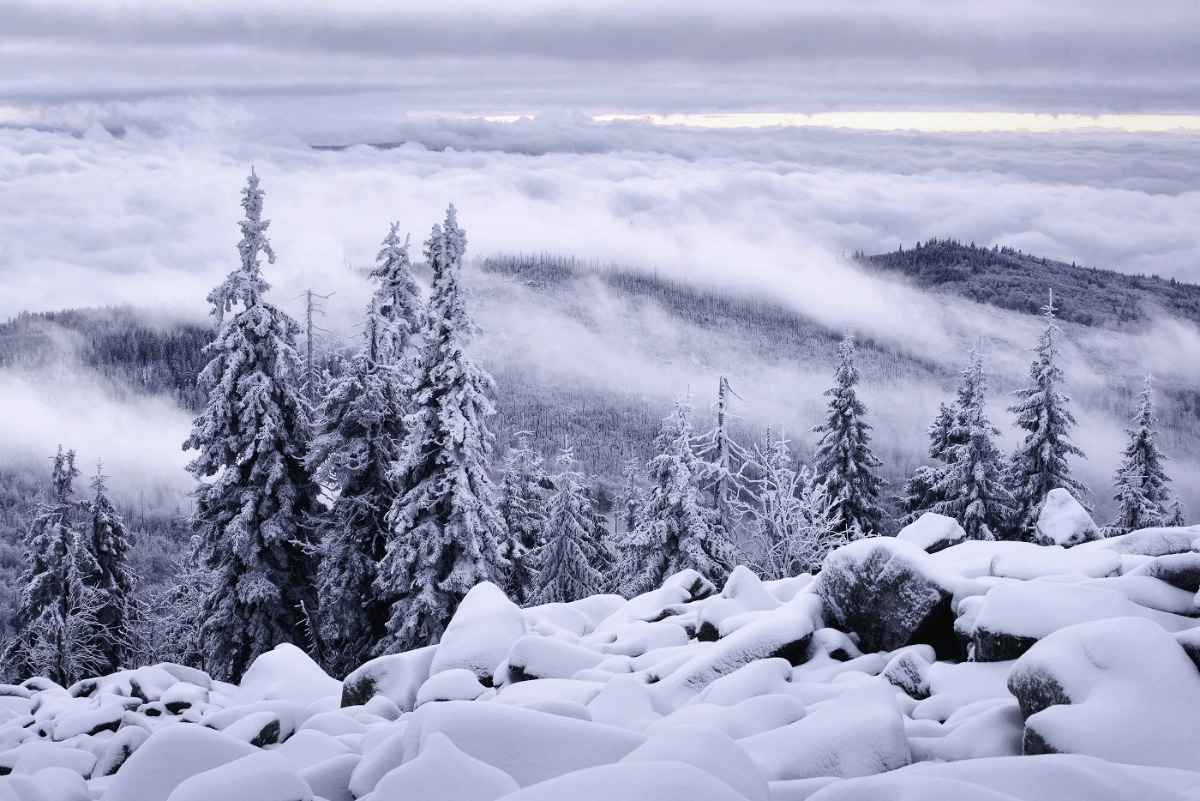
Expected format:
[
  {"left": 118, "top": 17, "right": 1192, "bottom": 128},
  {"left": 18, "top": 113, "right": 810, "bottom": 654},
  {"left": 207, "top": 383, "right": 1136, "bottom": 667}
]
[{"left": 1, "top": 527, "right": 1199, "bottom": 800}]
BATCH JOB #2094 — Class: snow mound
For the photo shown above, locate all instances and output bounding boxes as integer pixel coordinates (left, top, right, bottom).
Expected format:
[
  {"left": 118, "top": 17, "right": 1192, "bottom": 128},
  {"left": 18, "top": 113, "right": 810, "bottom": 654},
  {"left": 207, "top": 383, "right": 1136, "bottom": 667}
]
[
  {"left": 896, "top": 513, "right": 967, "bottom": 553},
  {"left": 430, "top": 582, "right": 526, "bottom": 683}
]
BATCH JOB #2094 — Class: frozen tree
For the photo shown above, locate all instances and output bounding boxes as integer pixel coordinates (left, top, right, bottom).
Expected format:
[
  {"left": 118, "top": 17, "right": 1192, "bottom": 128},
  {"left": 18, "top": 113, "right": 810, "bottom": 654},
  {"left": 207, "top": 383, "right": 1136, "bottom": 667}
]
[
  {"left": 929, "top": 349, "right": 1012, "bottom": 540},
  {"left": 529, "top": 449, "right": 608, "bottom": 605},
  {"left": 897, "top": 402, "right": 959, "bottom": 523},
  {"left": 182, "top": 170, "right": 321, "bottom": 682},
  {"left": 1006, "top": 293, "right": 1087, "bottom": 540},
  {"left": 811, "top": 334, "right": 886, "bottom": 538},
  {"left": 1, "top": 448, "right": 106, "bottom": 684},
  {"left": 1110, "top": 376, "right": 1177, "bottom": 535},
  {"left": 306, "top": 223, "right": 423, "bottom": 675},
  {"left": 74, "top": 463, "right": 138, "bottom": 673},
  {"left": 498, "top": 433, "right": 550, "bottom": 604},
  {"left": 621, "top": 397, "right": 731, "bottom": 595},
  {"left": 695, "top": 376, "right": 750, "bottom": 535},
  {"left": 132, "top": 557, "right": 212, "bottom": 669},
  {"left": 377, "top": 205, "right": 508, "bottom": 653},
  {"left": 740, "top": 434, "right": 843, "bottom": 579}
]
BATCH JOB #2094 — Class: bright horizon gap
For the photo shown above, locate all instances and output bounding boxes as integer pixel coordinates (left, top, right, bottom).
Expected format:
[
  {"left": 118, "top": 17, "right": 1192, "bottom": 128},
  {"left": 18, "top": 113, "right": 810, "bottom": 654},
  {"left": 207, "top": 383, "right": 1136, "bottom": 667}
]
[{"left": 464, "top": 111, "right": 1200, "bottom": 133}]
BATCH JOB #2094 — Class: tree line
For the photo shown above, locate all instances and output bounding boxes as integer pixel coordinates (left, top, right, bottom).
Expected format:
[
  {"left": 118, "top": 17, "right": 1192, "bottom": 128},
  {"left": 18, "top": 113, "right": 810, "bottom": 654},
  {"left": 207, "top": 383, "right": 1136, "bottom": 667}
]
[{"left": 0, "top": 173, "right": 1187, "bottom": 685}]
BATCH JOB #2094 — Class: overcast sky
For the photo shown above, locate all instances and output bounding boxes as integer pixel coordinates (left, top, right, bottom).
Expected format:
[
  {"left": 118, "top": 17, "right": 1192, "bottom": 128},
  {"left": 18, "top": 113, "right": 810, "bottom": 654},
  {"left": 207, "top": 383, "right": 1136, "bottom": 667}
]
[{"left": 3, "top": 0, "right": 1200, "bottom": 114}]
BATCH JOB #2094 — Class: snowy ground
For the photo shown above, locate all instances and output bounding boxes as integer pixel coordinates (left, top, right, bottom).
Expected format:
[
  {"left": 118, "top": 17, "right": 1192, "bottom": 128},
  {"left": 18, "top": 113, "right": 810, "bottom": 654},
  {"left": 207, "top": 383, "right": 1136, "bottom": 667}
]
[{"left": 2, "top": 515, "right": 1200, "bottom": 800}]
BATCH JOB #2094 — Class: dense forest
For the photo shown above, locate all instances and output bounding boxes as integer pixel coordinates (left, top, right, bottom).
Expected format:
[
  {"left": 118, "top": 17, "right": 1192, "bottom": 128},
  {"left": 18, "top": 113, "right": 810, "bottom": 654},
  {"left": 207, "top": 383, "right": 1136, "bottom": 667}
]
[{"left": 858, "top": 238, "right": 1200, "bottom": 329}]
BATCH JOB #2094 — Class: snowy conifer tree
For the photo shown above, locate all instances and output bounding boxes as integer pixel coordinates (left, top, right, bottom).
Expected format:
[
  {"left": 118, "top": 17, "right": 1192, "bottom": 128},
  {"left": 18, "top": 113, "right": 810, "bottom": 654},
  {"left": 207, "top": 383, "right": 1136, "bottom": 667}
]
[
  {"left": 929, "top": 349, "right": 1012, "bottom": 540},
  {"left": 376, "top": 205, "right": 508, "bottom": 653},
  {"left": 1110, "top": 376, "right": 1176, "bottom": 535},
  {"left": 621, "top": 398, "right": 731, "bottom": 595},
  {"left": 695, "top": 376, "right": 749, "bottom": 537},
  {"left": 74, "top": 463, "right": 137, "bottom": 674},
  {"left": 1006, "top": 293, "right": 1087, "bottom": 540},
  {"left": 498, "top": 433, "right": 550, "bottom": 604},
  {"left": 182, "top": 170, "right": 320, "bottom": 682},
  {"left": 897, "top": 402, "right": 958, "bottom": 523},
  {"left": 529, "top": 449, "right": 607, "bottom": 605},
  {"left": 741, "top": 434, "right": 843, "bottom": 579},
  {"left": 1, "top": 448, "right": 106, "bottom": 684},
  {"left": 811, "top": 334, "right": 886, "bottom": 538},
  {"left": 307, "top": 223, "right": 423, "bottom": 676}
]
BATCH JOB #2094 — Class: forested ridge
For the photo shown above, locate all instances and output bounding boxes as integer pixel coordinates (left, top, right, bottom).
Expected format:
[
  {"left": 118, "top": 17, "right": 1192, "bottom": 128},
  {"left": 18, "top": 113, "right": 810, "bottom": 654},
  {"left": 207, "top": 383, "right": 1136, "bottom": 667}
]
[{"left": 858, "top": 238, "right": 1200, "bottom": 329}]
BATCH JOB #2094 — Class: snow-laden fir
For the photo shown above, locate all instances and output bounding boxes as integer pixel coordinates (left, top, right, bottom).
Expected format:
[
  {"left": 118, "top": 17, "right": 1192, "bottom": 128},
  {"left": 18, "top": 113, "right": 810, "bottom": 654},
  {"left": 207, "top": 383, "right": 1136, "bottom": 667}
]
[{"left": 0, "top": 513, "right": 1199, "bottom": 800}]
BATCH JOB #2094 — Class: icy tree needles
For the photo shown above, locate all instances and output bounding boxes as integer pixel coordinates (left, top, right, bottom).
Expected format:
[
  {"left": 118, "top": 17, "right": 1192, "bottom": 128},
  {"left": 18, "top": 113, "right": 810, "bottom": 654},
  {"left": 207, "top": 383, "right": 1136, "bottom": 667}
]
[
  {"left": 812, "top": 335, "right": 886, "bottom": 539},
  {"left": 377, "top": 205, "right": 509, "bottom": 654},
  {"left": 1006, "top": 295, "right": 1087, "bottom": 540},
  {"left": 308, "top": 223, "right": 422, "bottom": 676},
  {"left": 184, "top": 171, "right": 320, "bottom": 683}
]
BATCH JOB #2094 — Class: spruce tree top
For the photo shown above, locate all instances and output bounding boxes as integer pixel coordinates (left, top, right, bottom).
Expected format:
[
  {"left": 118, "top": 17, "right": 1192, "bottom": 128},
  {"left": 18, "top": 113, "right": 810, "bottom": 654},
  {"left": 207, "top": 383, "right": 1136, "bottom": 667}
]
[
  {"left": 371, "top": 222, "right": 423, "bottom": 365},
  {"left": 210, "top": 169, "right": 275, "bottom": 322}
]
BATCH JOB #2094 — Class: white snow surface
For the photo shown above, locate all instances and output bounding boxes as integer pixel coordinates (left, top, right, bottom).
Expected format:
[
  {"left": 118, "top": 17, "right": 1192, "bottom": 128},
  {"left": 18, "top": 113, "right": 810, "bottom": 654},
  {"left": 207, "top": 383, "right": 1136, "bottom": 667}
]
[
  {"left": 1033, "top": 488, "right": 1101, "bottom": 547},
  {"left": 2, "top": 533, "right": 1200, "bottom": 800}
]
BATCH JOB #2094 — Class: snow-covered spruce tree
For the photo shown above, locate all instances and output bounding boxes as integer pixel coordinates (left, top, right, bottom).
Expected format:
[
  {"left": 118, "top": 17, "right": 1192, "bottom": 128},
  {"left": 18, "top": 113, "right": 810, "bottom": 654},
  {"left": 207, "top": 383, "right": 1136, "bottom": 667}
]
[
  {"left": 376, "top": 205, "right": 508, "bottom": 653},
  {"left": 498, "top": 433, "right": 550, "bottom": 604},
  {"left": 695, "top": 376, "right": 750, "bottom": 537},
  {"left": 929, "top": 349, "right": 1012, "bottom": 540},
  {"left": 621, "top": 397, "right": 731, "bottom": 595},
  {"left": 307, "top": 224, "right": 423, "bottom": 676},
  {"left": 897, "top": 402, "right": 958, "bottom": 523},
  {"left": 1110, "top": 376, "right": 1177, "bottom": 535},
  {"left": 811, "top": 334, "right": 886, "bottom": 539},
  {"left": 182, "top": 170, "right": 320, "bottom": 682},
  {"left": 529, "top": 448, "right": 608, "bottom": 605},
  {"left": 1, "top": 448, "right": 105, "bottom": 684},
  {"left": 1006, "top": 294, "right": 1087, "bottom": 540},
  {"left": 741, "top": 434, "right": 843, "bottom": 579},
  {"left": 74, "top": 463, "right": 138, "bottom": 674}
]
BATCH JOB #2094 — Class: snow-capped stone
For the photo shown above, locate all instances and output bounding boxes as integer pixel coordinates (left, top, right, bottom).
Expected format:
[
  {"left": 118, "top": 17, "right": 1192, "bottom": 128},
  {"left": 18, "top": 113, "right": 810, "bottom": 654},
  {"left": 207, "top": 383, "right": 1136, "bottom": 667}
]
[
  {"left": 881, "top": 646, "right": 934, "bottom": 700},
  {"left": 348, "top": 727, "right": 409, "bottom": 798},
  {"left": 429, "top": 582, "right": 526, "bottom": 684},
  {"left": 988, "top": 543, "right": 1121, "bottom": 580},
  {"left": 739, "top": 680, "right": 911, "bottom": 781},
  {"left": 299, "top": 753, "right": 359, "bottom": 801},
  {"left": 416, "top": 668, "right": 489, "bottom": 707},
  {"left": 4, "top": 742, "right": 96, "bottom": 777},
  {"left": 400, "top": 700, "right": 645, "bottom": 787},
  {"left": 491, "top": 761, "right": 751, "bottom": 801},
  {"left": 585, "top": 675, "right": 663, "bottom": 732},
  {"left": 158, "top": 682, "right": 208, "bottom": 715},
  {"left": 897, "top": 513, "right": 968, "bottom": 554},
  {"left": 971, "top": 580, "right": 1193, "bottom": 661},
  {"left": 1008, "top": 616, "right": 1200, "bottom": 769},
  {"left": 234, "top": 644, "right": 340, "bottom": 708},
  {"left": 361, "top": 732, "right": 519, "bottom": 801},
  {"left": 1127, "top": 552, "right": 1200, "bottom": 592},
  {"left": 164, "top": 750, "right": 312, "bottom": 801},
  {"left": 29, "top": 766, "right": 89, "bottom": 800},
  {"left": 655, "top": 595, "right": 817, "bottom": 701},
  {"left": 648, "top": 694, "right": 807, "bottom": 740},
  {"left": 506, "top": 635, "right": 604, "bottom": 681},
  {"left": 1033, "top": 489, "right": 1101, "bottom": 547},
  {"left": 622, "top": 726, "right": 769, "bottom": 801},
  {"left": 93, "top": 725, "right": 150, "bottom": 777},
  {"left": 1078, "top": 526, "right": 1200, "bottom": 557},
  {"left": 341, "top": 645, "right": 437, "bottom": 711},
  {"left": 101, "top": 724, "right": 257, "bottom": 801},
  {"left": 50, "top": 699, "right": 129, "bottom": 740},
  {"left": 815, "top": 537, "right": 961, "bottom": 656}
]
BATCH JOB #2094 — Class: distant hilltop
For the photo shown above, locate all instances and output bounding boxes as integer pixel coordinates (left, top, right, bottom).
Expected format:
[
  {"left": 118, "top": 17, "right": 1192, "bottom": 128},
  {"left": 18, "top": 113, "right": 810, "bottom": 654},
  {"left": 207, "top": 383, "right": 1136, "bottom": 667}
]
[{"left": 858, "top": 239, "right": 1200, "bottom": 330}]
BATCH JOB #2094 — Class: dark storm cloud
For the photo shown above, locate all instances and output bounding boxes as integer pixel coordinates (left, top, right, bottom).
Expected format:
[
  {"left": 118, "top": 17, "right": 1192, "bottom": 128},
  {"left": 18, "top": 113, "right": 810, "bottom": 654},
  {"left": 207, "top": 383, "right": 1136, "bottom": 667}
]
[{"left": 3, "top": 0, "right": 1200, "bottom": 112}]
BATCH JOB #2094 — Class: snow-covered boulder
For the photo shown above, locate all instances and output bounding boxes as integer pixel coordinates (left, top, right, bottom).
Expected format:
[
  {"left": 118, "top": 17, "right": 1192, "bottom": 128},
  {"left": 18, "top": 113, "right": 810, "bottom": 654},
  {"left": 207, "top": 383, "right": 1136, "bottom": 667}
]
[
  {"left": 341, "top": 645, "right": 437, "bottom": 710},
  {"left": 234, "top": 644, "right": 340, "bottom": 707},
  {"left": 622, "top": 726, "right": 769, "bottom": 801},
  {"left": 430, "top": 582, "right": 526, "bottom": 684},
  {"left": 971, "top": 581, "right": 1192, "bottom": 662},
  {"left": 987, "top": 543, "right": 1121, "bottom": 580},
  {"left": 399, "top": 699, "right": 645, "bottom": 787},
  {"left": 163, "top": 751, "right": 311, "bottom": 801},
  {"left": 101, "top": 724, "right": 257, "bottom": 801},
  {"left": 897, "top": 513, "right": 968, "bottom": 554},
  {"left": 739, "top": 680, "right": 911, "bottom": 781},
  {"left": 1033, "top": 489, "right": 1101, "bottom": 547},
  {"left": 361, "top": 733, "right": 519, "bottom": 801},
  {"left": 1078, "top": 525, "right": 1200, "bottom": 557},
  {"left": 416, "top": 668, "right": 490, "bottom": 707},
  {"left": 492, "top": 761, "right": 751, "bottom": 801},
  {"left": 1126, "top": 552, "right": 1200, "bottom": 593},
  {"left": 506, "top": 635, "right": 604, "bottom": 681},
  {"left": 815, "top": 537, "right": 961, "bottom": 657},
  {"left": 1007, "top": 617, "right": 1200, "bottom": 770}
]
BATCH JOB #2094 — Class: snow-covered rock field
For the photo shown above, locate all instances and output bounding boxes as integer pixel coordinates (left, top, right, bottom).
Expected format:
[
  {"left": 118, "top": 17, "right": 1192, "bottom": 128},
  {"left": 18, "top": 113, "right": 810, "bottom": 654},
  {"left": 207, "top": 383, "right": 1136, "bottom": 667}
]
[{"left": 4, "top": 519, "right": 1200, "bottom": 801}]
